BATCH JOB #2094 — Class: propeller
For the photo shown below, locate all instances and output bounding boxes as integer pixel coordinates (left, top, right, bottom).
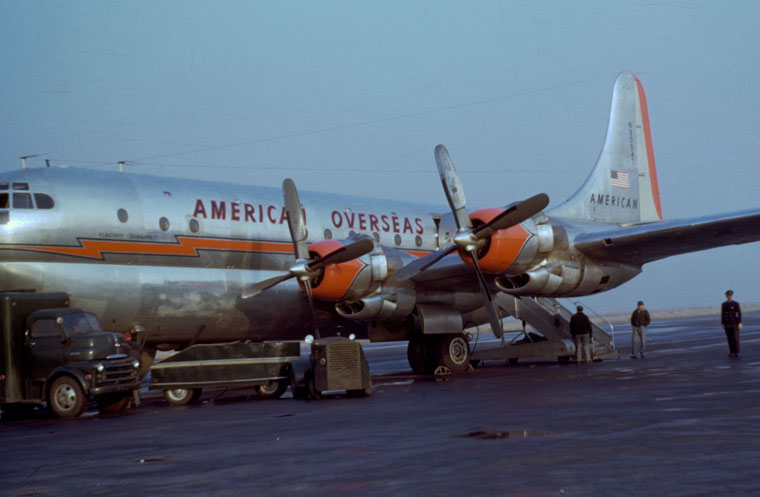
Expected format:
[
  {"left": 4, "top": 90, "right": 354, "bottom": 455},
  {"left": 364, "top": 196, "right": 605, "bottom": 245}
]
[
  {"left": 396, "top": 145, "right": 549, "bottom": 338},
  {"left": 242, "top": 179, "right": 375, "bottom": 338}
]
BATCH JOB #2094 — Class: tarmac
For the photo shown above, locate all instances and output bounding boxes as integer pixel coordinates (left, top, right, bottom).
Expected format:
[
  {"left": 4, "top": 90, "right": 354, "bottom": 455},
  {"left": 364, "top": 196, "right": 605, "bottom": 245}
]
[{"left": 2, "top": 313, "right": 759, "bottom": 496}]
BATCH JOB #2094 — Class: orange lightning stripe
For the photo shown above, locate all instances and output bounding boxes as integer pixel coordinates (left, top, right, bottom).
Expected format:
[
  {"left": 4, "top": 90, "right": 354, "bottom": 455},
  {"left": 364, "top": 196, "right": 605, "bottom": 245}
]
[{"left": 19, "top": 236, "right": 295, "bottom": 260}]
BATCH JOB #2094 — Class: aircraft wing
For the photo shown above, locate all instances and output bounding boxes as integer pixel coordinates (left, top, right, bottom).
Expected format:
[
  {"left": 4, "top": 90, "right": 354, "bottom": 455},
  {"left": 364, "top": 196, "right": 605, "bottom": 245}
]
[{"left": 573, "top": 208, "right": 760, "bottom": 264}]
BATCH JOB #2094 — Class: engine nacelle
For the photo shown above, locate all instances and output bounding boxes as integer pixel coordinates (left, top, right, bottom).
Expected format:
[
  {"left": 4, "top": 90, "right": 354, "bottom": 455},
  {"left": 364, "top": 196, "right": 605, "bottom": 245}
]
[
  {"left": 335, "top": 287, "right": 416, "bottom": 322},
  {"left": 496, "top": 261, "right": 642, "bottom": 297},
  {"left": 458, "top": 208, "right": 552, "bottom": 274},
  {"left": 308, "top": 240, "right": 386, "bottom": 301}
]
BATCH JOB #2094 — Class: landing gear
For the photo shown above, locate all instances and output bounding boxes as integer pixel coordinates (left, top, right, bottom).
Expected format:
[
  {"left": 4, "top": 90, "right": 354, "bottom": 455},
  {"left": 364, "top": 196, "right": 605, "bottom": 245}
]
[
  {"left": 434, "top": 334, "right": 471, "bottom": 373},
  {"left": 407, "top": 333, "right": 435, "bottom": 374},
  {"left": 407, "top": 333, "right": 471, "bottom": 374}
]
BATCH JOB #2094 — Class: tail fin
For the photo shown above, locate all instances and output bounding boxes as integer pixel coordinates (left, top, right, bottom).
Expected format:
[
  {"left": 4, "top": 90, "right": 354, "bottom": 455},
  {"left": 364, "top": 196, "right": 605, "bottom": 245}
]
[{"left": 548, "top": 72, "right": 663, "bottom": 223}]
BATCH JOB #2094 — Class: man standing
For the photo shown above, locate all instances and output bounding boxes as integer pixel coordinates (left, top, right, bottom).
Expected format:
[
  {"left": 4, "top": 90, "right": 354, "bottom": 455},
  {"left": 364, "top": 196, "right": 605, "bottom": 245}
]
[
  {"left": 630, "top": 300, "right": 651, "bottom": 359},
  {"left": 721, "top": 290, "right": 742, "bottom": 357},
  {"left": 569, "top": 305, "right": 593, "bottom": 365}
]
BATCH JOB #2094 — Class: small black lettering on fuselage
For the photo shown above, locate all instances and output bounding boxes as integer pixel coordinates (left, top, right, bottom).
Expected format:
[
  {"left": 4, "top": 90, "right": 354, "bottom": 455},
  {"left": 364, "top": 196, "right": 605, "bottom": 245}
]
[{"left": 589, "top": 193, "right": 638, "bottom": 210}]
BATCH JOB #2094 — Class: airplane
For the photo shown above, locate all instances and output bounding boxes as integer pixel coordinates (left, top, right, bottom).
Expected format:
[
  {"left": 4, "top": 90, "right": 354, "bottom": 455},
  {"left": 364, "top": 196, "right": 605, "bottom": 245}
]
[{"left": 2, "top": 71, "right": 759, "bottom": 375}]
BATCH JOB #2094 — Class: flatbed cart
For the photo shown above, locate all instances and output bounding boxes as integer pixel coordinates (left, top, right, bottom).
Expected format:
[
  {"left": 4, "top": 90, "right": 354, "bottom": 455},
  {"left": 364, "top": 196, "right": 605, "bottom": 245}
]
[
  {"left": 149, "top": 341, "right": 301, "bottom": 405},
  {"left": 150, "top": 337, "right": 371, "bottom": 404}
]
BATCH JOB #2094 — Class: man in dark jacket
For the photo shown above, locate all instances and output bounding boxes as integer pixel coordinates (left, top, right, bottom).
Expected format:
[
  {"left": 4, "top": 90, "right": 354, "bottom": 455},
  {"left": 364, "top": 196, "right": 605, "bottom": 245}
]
[
  {"left": 569, "top": 305, "right": 593, "bottom": 365},
  {"left": 630, "top": 300, "right": 651, "bottom": 359},
  {"left": 721, "top": 290, "right": 742, "bottom": 357}
]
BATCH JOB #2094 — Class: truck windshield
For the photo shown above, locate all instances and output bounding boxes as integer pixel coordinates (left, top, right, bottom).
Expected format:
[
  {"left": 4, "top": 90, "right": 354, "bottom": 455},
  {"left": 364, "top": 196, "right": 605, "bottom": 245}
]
[{"left": 62, "top": 312, "right": 105, "bottom": 334}]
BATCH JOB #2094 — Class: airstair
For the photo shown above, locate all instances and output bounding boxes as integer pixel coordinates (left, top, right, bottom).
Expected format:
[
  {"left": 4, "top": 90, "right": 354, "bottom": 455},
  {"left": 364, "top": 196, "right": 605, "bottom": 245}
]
[{"left": 470, "top": 294, "right": 619, "bottom": 363}]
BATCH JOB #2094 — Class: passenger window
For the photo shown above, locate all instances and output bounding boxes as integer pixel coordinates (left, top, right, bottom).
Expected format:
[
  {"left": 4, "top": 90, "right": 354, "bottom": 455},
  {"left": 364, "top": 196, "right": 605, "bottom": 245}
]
[
  {"left": 12, "top": 182, "right": 29, "bottom": 190},
  {"left": 31, "top": 319, "right": 60, "bottom": 338},
  {"left": 0, "top": 193, "right": 8, "bottom": 208},
  {"left": 34, "top": 193, "right": 55, "bottom": 209},
  {"left": 13, "top": 193, "right": 34, "bottom": 209}
]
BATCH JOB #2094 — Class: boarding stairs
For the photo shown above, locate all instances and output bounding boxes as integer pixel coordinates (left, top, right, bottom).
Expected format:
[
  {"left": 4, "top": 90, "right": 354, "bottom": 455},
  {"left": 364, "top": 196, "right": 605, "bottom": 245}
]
[{"left": 470, "top": 294, "right": 619, "bottom": 363}]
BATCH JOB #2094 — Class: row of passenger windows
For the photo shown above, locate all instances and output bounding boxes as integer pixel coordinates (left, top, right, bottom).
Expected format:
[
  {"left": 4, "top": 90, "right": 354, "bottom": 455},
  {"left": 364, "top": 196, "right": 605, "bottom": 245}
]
[{"left": 0, "top": 192, "right": 55, "bottom": 209}]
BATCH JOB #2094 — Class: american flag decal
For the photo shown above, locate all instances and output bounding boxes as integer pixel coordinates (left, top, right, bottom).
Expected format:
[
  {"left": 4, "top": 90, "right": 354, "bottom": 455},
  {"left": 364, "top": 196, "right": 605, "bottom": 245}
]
[{"left": 610, "top": 170, "right": 630, "bottom": 189}]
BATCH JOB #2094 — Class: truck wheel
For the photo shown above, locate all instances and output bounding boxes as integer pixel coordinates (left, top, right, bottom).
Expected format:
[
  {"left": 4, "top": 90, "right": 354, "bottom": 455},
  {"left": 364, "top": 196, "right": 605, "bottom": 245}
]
[
  {"left": 48, "top": 376, "right": 87, "bottom": 418},
  {"left": 96, "top": 393, "right": 132, "bottom": 412},
  {"left": 164, "top": 388, "right": 201, "bottom": 406},
  {"left": 256, "top": 380, "right": 288, "bottom": 399},
  {"left": 435, "top": 334, "right": 471, "bottom": 373}
]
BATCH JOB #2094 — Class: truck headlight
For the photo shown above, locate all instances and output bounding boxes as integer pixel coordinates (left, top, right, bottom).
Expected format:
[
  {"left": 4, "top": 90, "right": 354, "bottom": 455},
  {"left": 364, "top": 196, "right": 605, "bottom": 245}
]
[
  {"left": 96, "top": 363, "right": 105, "bottom": 372},
  {"left": 132, "top": 360, "right": 140, "bottom": 369}
]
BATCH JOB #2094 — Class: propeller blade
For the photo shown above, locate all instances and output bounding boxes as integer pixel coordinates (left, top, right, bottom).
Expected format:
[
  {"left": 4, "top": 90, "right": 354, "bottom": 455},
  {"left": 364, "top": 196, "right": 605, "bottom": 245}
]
[
  {"left": 467, "top": 249, "right": 504, "bottom": 338},
  {"left": 435, "top": 145, "right": 472, "bottom": 231},
  {"left": 473, "top": 193, "right": 550, "bottom": 239},
  {"left": 308, "top": 238, "right": 374, "bottom": 270},
  {"left": 395, "top": 245, "right": 457, "bottom": 282},
  {"left": 301, "top": 279, "right": 320, "bottom": 339},
  {"left": 282, "top": 178, "right": 309, "bottom": 260},
  {"left": 242, "top": 273, "right": 294, "bottom": 299}
]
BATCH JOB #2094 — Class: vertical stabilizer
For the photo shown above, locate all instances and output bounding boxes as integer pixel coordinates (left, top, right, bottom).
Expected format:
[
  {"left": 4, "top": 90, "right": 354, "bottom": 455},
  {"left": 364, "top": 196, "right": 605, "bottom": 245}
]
[{"left": 548, "top": 72, "right": 662, "bottom": 223}]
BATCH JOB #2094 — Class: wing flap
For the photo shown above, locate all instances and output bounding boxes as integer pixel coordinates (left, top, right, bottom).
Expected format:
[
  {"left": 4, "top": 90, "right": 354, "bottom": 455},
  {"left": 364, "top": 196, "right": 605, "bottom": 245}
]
[{"left": 574, "top": 209, "right": 760, "bottom": 264}]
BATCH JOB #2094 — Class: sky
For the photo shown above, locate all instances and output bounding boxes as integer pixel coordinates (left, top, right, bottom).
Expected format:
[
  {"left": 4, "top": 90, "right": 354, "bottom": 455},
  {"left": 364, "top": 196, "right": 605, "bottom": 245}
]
[{"left": 1, "top": 1, "right": 759, "bottom": 313}]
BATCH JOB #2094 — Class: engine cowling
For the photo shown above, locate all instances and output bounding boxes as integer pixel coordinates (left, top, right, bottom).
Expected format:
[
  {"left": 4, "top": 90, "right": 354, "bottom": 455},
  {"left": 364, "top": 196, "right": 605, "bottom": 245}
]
[
  {"left": 496, "top": 261, "right": 642, "bottom": 297},
  {"left": 335, "top": 287, "right": 416, "bottom": 322},
  {"left": 459, "top": 208, "right": 548, "bottom": 274},
  {"left": 307, "top": 240, "right": 384, "bottom": 301}
]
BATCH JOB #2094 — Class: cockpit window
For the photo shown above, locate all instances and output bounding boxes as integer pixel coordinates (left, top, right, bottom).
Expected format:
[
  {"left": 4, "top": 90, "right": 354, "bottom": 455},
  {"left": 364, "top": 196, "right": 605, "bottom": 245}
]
[
  {"left": 0, "top": 183, "right": 8, "bottom": 190},
  {"left": 13, "top": 193, "right": 33, "bottom": 209},
  {"left": 12, "top": 182, "right": 29, "bottom": 191},
  {"left": 34, "top": 193, "right": 54, "bottom": 209},
  {"left": 0, "top": 193, "right": 8, "bottom": 208}
]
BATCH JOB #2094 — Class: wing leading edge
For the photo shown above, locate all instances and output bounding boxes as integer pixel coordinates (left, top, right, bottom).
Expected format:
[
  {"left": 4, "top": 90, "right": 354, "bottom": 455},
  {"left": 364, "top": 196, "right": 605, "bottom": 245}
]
[{"left": 573, "top": 208, "right": 760, "bottom": 265}]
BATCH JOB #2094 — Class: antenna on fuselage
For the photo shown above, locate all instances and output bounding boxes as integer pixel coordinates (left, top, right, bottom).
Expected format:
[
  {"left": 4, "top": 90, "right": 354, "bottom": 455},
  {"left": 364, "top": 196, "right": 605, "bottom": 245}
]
[
  {"left": 119, "top": 161, "right": 125, "bottom": 173},
  {"left": 20, "top": 154, "right": 44, "bottom": 170}
]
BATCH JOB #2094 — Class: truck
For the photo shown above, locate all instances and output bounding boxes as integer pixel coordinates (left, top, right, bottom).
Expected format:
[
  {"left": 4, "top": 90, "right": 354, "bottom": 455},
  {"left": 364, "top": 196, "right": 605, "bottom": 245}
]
[{"left": 0, "top": 292, "right": 141, "bottom": 419}]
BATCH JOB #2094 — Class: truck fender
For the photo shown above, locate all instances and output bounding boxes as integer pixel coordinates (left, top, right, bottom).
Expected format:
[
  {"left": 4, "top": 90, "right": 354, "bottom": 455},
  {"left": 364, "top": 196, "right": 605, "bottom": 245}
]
[{"left": 46, "top": 367, "right": 90, "bottom": 398}]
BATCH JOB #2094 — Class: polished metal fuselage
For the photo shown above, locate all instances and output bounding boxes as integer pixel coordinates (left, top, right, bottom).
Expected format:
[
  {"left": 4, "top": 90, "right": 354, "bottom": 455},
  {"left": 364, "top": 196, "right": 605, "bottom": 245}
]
[
  {"left": 0, "top": 167, "right": 446, "bottom": 344},
  {"left": 0, "top": 167, "right": 641, "bottom": 346}
]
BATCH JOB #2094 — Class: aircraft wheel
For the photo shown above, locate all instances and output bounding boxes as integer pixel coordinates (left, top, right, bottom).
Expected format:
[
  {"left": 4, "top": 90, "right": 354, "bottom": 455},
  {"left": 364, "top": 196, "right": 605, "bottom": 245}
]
[
  {"left": 558, "top": 356, "right": 571, "bottom": 364},
  {"left": 508, "top": 358, "right": 519, "bottom": 365},
  {"left": 435, "top": 334, "right": 471, "bottom": 373},
  {"left": 48, "top": 376, "right": 87, "bottom": 418},
  {"left": 164, "top": 388, "right": 202, "bottom": 406},
  {"left": 407, "top": 334, "right": 435, "bottom": 374},
  {"left": 256, "top": 380, "right": 288, "bottom": 399}
]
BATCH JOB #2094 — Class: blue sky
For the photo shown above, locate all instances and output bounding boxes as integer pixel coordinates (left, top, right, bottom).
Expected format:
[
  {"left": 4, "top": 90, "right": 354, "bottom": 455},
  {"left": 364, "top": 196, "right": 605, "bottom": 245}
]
[{"left": 1, "top": 1, "right": 759, "bottom": 312}]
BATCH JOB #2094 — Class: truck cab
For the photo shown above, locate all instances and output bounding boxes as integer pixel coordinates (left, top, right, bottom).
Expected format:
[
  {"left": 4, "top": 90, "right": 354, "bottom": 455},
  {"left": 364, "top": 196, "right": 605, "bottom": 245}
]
[{"left": 1, "top": 293, "right": 141, "bottom": 418}]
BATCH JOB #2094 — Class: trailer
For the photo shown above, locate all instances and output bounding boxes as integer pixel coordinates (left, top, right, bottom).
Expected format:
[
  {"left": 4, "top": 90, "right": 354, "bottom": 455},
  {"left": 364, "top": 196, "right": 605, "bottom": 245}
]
[{"left": 150, "top": 337, "right": 371, "bottom": 404}]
